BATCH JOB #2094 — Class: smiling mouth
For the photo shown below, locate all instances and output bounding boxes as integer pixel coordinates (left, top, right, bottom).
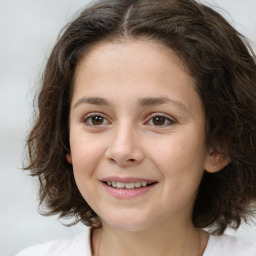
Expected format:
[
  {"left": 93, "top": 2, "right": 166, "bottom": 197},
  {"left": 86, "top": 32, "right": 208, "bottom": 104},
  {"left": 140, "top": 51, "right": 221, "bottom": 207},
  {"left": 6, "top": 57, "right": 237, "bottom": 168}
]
[{"left": 103, "top": 181, "right": 155, "bottom": 189}]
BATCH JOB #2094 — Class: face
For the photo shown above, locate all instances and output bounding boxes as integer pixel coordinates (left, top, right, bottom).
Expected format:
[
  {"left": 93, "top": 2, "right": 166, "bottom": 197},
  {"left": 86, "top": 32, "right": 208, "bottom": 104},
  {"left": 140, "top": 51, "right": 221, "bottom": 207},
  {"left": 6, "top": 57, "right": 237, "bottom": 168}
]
[{"left": 68, "top": 39, "right": 211, "bottom": 232}]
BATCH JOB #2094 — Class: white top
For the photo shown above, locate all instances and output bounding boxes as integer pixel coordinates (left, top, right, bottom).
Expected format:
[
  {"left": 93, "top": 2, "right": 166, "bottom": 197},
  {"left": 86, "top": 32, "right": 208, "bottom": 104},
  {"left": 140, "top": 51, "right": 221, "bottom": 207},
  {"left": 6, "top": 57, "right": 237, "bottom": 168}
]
[{"left": 15, "top": 231, "right": 256, "bottom": 256}]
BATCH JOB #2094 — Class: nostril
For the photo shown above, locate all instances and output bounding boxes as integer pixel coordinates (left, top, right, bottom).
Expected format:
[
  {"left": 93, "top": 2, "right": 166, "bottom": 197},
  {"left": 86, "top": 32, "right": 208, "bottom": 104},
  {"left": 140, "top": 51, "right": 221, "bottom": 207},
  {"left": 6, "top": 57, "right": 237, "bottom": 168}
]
[{"left": 108, "top": 157, "right": 136, "bottom": 165}]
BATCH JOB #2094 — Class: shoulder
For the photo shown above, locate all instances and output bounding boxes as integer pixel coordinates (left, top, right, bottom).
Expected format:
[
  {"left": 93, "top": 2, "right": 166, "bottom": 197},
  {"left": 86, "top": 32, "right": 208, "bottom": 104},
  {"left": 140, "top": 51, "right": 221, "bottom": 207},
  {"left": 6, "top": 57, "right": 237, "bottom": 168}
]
[
  {"left": 14, "top": 231, "right": 91, "bottom": 256},
  {"left": 204, "top": 234, "right": 256, "bottom": 256}
]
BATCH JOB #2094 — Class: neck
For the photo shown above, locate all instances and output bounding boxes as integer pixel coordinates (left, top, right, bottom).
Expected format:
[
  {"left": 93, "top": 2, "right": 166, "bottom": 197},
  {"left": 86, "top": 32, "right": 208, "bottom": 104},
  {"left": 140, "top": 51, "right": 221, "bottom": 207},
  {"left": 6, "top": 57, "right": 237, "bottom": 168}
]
[{"left": 92, "top": 221, "right": 208, "bottom": 256}]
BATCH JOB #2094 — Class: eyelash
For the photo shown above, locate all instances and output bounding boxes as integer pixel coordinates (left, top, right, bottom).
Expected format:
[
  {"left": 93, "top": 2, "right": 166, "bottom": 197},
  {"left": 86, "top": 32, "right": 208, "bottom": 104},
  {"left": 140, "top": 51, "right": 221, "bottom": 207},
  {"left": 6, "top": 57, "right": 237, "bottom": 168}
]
[
  {"left": 82, "top": 112, "right": 110, "bottom": 126},
  {"left": 146, "top": 113, "right": 175, "bottom": 126},
  {"left": 82, "top": 112, "right": 175, "bottom": 127}
]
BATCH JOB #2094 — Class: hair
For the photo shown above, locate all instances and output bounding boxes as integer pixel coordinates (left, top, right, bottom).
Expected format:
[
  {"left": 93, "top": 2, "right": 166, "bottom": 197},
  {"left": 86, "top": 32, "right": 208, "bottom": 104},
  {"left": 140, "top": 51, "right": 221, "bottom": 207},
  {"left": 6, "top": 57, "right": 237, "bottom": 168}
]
[{"left": 25, "top": 0, "right": 256, "bottom": 235}]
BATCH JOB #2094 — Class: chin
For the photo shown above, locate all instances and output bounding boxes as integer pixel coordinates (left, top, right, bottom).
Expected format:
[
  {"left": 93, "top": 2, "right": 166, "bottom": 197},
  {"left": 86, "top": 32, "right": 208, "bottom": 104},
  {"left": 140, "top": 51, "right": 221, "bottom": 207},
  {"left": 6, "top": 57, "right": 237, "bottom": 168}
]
[{"left": 101, "top": 212, "right": 152, "bottom": 232}]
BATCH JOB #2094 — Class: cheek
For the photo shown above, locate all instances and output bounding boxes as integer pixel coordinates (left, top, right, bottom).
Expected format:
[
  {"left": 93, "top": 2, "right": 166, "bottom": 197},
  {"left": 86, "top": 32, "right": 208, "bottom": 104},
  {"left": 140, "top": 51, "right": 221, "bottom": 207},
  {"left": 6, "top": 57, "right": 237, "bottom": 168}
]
[
  {"left": 70, "top": 138, "right": 105, "bottom": 206},
  {"left": 151, "top": 131, "right": 205, "bottom": 165},
  {"left": 70, "top": 135, "right": 106, "bottom": 180},
  {"left": 148, "top": 129, "right": 206, "bottom": 186}
]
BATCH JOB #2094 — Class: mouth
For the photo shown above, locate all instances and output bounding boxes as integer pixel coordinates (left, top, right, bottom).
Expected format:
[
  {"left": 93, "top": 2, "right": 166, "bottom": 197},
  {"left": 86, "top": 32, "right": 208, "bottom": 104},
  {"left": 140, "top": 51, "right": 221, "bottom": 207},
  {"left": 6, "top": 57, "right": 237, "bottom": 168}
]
[
  {"left": 101, "top": 177, "right": 158, "bottom": 198},
  {"left": 101, "top": 177, "right": 158, "bottom": 199},
  {"left": 103, "top": 181, "right": 156, "bottom": 189}
]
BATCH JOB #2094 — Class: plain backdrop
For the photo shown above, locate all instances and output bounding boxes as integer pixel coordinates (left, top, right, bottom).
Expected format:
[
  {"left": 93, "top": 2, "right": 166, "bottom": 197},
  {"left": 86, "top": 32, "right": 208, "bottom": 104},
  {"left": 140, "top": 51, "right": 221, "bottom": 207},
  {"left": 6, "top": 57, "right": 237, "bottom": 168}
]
[{"left": 0, "top": 0, "right": 256, "bottom": 255}]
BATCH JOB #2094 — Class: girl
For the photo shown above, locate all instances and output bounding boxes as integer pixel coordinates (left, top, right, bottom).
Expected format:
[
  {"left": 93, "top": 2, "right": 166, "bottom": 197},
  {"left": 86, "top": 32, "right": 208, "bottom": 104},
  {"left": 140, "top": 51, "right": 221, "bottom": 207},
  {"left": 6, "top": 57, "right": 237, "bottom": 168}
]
[{"left": 16, "top": 0, "right": 256, "bottom": 255}]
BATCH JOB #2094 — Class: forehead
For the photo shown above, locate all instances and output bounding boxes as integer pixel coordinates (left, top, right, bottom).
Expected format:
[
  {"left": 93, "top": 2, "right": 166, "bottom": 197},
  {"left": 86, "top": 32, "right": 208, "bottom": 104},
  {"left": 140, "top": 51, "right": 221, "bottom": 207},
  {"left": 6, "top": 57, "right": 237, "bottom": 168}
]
[
  {"left": 73, "top": 39, "right": 193, "bottom": 93},
  {"left": 71, "top": 39, "right": 204, "bottom": 120},
  {"left": 78, "top": 39, "right": 181, "bottom": 66}
]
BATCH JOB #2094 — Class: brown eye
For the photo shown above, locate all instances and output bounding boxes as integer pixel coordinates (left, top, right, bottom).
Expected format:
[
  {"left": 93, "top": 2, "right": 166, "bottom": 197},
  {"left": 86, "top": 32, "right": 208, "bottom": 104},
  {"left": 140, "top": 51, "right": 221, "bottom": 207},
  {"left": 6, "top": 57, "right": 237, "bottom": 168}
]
[
  {"left": 152, "top": 116, "right": 166, "bottom": 126},
  {"left": 84, "top": 114, "right": 109, "bottom": 126},
  {"left": 91, "top": 116, "right": 104, "bottom": 125},
  {"left": 147, "top": 114, "right": 175, "bottom": 126}
]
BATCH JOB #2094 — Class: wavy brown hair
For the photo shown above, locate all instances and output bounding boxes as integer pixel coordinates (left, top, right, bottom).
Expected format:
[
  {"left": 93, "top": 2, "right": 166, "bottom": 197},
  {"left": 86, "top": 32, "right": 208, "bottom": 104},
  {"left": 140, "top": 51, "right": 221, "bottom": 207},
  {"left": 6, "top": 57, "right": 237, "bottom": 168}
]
[{"left": 25, "top": 0, "right": 256, "bottom": 234}]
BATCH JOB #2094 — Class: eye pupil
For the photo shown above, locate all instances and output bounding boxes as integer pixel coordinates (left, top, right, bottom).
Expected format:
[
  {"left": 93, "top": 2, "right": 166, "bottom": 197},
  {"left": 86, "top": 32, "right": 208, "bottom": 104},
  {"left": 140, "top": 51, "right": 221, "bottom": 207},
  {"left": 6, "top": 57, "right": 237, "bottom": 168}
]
[
  {"left": 153, "top": 117, "right": 165, "bottom": 126},
  {"left": 92, "top": 116, "right": 104, "bottom": 125}
]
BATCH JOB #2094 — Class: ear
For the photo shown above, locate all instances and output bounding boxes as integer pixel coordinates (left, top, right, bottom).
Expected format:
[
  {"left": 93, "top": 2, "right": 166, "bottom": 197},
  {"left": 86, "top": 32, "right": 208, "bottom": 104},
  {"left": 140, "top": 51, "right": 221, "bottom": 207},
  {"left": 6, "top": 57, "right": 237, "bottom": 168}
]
[
  {"left": 204, "top": 149, "right": 230, "bottom": 173},
  {"left": 66, "top": 153, "right": 72, "bottom": 164}
]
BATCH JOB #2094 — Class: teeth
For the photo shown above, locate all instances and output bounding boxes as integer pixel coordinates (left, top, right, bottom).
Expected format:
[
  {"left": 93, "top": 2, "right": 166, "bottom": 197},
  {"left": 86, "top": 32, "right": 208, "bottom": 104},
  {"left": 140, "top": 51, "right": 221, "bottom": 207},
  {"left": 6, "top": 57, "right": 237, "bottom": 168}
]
[
  {"left": 116, "top": 182, "right": 125, "bottom": 188},
  {"left": 135, "top": 182, "right": 141, "bottom": 188},
  {"left": 125, "top": 183, "right": 134, "bottom": 189},
  {"left": 106, "top": 181, "right": 152, "bottom": 189},
  {"left": 142, "top": 182, "right": 147, "bottom": 187}
]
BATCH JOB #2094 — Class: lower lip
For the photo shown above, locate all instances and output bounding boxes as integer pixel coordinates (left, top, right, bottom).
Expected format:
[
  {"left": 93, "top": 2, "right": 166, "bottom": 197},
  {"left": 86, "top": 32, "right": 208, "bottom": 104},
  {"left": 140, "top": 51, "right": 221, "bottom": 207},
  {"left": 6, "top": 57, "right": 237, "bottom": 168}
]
[{"left": 102, "top": 182, "right": 157, "bottom": 199}]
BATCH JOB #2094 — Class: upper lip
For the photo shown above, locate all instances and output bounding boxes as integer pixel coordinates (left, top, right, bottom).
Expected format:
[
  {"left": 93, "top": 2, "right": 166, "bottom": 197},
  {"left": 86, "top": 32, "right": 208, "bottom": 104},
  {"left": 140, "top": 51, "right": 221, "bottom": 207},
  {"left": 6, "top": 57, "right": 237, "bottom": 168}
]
[{"left": 101, "top": 176, "right": 157, "bottom": 183}]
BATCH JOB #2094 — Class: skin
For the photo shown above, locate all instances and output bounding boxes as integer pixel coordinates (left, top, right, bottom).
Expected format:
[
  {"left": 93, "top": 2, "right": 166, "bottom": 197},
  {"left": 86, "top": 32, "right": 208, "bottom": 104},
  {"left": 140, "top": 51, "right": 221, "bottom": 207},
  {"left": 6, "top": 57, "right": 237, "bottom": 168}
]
[{"left": 67, "top": 39, "right": 228, "bottom": 256}]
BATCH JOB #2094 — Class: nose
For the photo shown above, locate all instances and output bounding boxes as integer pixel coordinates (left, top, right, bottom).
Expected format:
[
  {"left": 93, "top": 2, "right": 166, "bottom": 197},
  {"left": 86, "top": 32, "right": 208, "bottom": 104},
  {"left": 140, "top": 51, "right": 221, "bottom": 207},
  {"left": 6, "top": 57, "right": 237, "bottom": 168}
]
[{"left": 105, "top": 124, "right": 145, "bottom": 167}]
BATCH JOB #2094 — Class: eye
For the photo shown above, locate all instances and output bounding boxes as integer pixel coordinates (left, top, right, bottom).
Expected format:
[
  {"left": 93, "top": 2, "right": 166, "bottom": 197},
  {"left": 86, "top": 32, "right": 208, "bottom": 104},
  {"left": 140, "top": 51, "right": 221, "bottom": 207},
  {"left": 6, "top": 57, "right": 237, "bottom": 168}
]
[
  {"left": 83, "top": 113, "right": 110, "bottom": 126},
  {"left": 147, "top": 114, "right": 175, "bottom": 126}
]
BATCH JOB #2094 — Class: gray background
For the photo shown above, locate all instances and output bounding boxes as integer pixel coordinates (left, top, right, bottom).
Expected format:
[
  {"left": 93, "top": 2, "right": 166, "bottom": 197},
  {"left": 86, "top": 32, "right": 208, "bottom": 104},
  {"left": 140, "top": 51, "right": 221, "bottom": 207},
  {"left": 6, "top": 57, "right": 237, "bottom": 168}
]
[{"left": 0, "top": 0, "right": 255, "bottom": 255}]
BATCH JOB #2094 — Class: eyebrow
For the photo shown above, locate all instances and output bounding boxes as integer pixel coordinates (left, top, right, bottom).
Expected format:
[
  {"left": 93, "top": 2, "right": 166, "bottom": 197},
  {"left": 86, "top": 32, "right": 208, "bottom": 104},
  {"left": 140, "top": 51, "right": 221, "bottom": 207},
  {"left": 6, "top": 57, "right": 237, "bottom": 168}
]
[
  {"left": 73, "top": 97, "right": 111, "bottom": 109},
  {"left": 138, "top": 97, "right": 187, "bottom": 111},
  {"left": 73, "top": 96, "right": 187, "bottom": 112}
]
